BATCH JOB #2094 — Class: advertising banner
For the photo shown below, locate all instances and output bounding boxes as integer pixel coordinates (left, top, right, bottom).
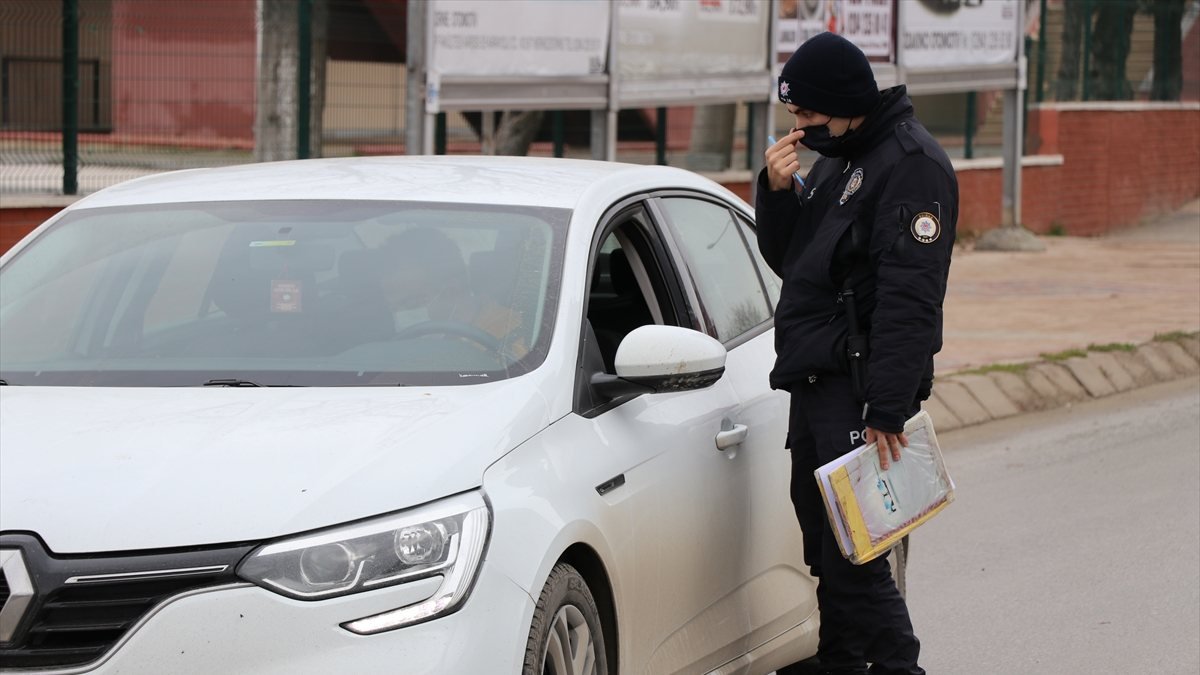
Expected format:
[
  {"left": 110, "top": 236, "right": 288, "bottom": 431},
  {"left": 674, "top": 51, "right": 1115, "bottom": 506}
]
[
  {"left": 779, "top": 0, "right": 893, "bottom": 64},
  {"left": 428, "top": 0, "right": 610, "bottom": 77},
  {"left": 617, "top": 0, "right": 770, "bottom": 78},
  {"left": 899, "top": 0, "right": 1021, "bottom": 68},
  {"left": 839, "top": 0, "right": 893, "bottom": 61}
]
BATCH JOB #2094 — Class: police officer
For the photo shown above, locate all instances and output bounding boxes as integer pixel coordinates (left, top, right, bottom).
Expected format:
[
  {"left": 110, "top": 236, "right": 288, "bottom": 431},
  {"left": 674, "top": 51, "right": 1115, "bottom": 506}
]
[{"left": 757, "top": 33, "right": 957, "bottom": 675}]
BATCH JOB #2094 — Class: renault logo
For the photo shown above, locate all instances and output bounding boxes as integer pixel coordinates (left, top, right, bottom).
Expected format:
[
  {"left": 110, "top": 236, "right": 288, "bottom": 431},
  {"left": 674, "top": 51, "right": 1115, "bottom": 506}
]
[{"left": 0, "top": 548, "right": 36, "bottom": 644}]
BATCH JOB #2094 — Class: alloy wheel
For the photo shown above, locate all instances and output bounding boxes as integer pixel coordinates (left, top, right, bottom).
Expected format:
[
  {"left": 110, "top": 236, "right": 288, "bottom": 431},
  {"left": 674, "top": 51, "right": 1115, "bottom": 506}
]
[{"left": 542, "top": 604, "right": 596, "bottom": 675}]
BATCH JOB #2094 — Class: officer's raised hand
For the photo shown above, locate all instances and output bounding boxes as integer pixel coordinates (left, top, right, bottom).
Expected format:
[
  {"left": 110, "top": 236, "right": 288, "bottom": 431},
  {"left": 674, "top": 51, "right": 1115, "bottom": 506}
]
[{"left": 765, "top": 129, "right": 805, "bottom": 192}]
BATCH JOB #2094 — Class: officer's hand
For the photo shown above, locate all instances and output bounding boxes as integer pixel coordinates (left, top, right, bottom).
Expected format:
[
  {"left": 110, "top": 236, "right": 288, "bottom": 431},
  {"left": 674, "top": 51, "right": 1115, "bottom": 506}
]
[
  {"left": 765, "top": 129, "right": 805, "bottom": 192},
  {"left": 866, "top": 427, "right": 907, "bottom": 471}
]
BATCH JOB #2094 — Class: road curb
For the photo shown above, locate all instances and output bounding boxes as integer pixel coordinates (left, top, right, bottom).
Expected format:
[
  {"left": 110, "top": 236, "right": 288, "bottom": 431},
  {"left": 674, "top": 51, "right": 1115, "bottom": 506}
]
[{"left": 929, "top": 333, "right": 1200, "bottom": 431}]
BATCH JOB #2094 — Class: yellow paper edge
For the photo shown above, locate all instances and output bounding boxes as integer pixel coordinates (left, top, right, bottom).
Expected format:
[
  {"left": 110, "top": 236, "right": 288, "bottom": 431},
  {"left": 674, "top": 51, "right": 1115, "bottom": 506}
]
[
  {"left": 830, "top": 466, "right": 873, "bottom": 559},
  {"left": 817, "top": 468, "right": 854, "bottom": 560}
]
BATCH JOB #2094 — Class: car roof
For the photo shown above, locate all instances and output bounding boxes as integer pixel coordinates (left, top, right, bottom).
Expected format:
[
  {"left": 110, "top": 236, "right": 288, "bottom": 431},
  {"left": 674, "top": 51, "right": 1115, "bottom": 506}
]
[{"left": 71, "top": 155, "right": 739, "bottom": 211}]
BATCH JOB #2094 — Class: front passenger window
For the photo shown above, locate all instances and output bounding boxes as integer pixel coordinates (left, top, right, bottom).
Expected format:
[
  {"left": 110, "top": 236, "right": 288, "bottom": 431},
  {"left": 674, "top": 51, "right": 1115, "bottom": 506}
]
[{"left": 659, "top": 198, "right": 771, "bottom": 342}]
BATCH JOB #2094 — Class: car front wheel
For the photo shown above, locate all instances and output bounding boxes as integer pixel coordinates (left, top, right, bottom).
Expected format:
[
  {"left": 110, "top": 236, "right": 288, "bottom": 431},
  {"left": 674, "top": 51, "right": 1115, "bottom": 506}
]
[{"left": 523, "top": 563, "right": 609, "bottom": 675}]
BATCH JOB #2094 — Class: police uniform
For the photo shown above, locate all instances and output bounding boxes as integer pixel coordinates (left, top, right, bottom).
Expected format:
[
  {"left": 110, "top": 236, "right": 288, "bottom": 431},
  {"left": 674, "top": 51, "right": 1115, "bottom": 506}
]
[{"left": 757, "top": 34, "right": 957, "bottom": 675}]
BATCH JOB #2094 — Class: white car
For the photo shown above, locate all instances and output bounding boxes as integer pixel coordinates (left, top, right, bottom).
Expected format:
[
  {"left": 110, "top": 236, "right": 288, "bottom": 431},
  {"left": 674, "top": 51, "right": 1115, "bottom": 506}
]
[{"left": 0, "top": 156, "right": 904, "bottom": 674}]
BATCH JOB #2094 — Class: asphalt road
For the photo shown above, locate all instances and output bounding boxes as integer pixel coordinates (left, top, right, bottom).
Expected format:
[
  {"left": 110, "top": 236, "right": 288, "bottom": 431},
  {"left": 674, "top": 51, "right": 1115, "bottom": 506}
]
[{"left": 906, "top": 377, "right": 1200, "bottom": 674}]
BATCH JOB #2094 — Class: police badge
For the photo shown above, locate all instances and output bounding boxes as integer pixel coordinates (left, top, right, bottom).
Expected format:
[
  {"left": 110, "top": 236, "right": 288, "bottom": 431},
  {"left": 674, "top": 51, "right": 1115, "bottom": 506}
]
[
  {"left": 910, "top": 212, "right": 941, "bottom": 244},
  {"left": 840, "top": 168, "right": 863, "bottom": 205}
]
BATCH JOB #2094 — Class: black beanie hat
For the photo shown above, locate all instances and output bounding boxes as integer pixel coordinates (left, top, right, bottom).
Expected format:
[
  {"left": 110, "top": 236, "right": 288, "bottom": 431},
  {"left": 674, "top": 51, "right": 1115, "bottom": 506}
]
[{"left": 778, "top": 32, "right": 880, "bottom": 118}]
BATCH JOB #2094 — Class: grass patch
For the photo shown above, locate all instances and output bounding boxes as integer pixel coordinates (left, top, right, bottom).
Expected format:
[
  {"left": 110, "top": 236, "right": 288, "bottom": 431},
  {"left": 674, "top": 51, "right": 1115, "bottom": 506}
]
[
  {"left": 1087, "top": 342, "right": 1135, "bottom": 353},
  {"left": 1047, "top": 222, "right": 1067, "bottom": 237},
  {"left": 960, "top": 362, "right": 1031, "bottom": 376},
  {"left": 1040, "top": 348, "right": 1087, "bottom": 362},
  {"left": 1153, "top": 331, "right": 1193, "bottom": 342}
]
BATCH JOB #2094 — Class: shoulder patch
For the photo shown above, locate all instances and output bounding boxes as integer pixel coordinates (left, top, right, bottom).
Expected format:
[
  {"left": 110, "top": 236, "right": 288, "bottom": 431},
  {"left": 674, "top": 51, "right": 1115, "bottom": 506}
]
[{"left": 910, "top": 211, "right": 941, "bottom": 244}]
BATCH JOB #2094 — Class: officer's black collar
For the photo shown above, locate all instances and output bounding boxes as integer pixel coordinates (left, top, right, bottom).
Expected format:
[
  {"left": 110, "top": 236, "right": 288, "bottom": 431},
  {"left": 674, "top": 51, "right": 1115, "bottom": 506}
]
[{"left": 836, "top": 85, "right": 913, "bottom": 159}]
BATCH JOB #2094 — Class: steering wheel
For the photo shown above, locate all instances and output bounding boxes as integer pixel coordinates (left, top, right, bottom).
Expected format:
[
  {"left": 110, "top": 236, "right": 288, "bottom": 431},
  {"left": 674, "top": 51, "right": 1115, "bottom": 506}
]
[{"left": 394, "top": 320, "right": 504, "bottom": 354}]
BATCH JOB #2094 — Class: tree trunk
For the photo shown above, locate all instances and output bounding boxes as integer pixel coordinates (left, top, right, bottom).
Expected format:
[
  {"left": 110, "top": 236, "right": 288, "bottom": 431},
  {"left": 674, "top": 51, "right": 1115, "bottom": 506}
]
[
  {"left": 308, "top": 0, "right": 329, "bottom": 158},
  {"left": 1055, "top": 0, "right": 1088, "bottom": 101},
  {"left": 255, "top": 0, "right": 298, "bottom": 161},
  {"left": 494, "top": 111, "right": 546, "bottom": 156},
  {"left": 255, "top": 0, "right": 328, "bottom": 161},
  {"left": 1088, "top": 0, "right": 1137, "bottom": 100},
  {"left": 1151, "top": 0, "right": 1186, "bottom": 101},
  {"left": 686, "top": 104, "right": 737, "bottom": 171}
]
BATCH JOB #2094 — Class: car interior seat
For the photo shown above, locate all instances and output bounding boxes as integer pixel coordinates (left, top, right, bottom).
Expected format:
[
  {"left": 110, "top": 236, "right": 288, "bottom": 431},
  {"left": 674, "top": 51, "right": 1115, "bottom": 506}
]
[
  {"left": 326, "top": 247, "right": 395, "bottom": 345},
  {"left": 587, "top": 247, "right": 655, "bottom": 372},
  {"left": 204, "top": 233, "right": 324, "bottom": 357}
]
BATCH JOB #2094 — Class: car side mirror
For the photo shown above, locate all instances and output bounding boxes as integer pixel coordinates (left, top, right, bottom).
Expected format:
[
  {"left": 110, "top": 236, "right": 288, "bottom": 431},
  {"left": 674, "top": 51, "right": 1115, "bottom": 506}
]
[{"left": 590, "top": 325, "right": 726, "bottom": 400}]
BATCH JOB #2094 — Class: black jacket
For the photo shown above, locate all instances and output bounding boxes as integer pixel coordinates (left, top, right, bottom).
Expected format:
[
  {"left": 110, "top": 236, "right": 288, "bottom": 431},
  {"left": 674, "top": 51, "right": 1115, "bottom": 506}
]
[{"left": 756, "top": 86, "right": 958, "bottom": 433}]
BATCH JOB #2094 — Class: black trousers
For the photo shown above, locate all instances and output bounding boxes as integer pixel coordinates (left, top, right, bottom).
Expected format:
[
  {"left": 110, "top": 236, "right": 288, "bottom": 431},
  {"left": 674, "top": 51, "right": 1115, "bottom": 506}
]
[{"left": 788, "top": 375, "right": 924, "bottom": 675}]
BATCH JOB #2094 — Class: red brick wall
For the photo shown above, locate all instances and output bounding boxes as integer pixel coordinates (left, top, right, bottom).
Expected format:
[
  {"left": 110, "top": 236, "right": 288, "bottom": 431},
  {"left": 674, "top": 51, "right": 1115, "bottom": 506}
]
[
  {"left": 1021, "top": 104, "right": 1200, "bottom": 235},
  {"left": 954, "top": 162, "right": 1066, "bottom": 236},
  {"left": 113, "top": 0, "right": 257, "bottom": 140},
  {"left": 0, "top": 208, "right": 59, "bottom": 253}
]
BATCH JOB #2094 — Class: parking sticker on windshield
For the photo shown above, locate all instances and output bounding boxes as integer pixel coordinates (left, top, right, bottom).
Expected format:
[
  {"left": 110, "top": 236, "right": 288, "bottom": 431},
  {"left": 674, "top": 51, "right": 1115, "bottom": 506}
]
[{"left": 270, "top": 280, "right": 303, "bottom": 313}]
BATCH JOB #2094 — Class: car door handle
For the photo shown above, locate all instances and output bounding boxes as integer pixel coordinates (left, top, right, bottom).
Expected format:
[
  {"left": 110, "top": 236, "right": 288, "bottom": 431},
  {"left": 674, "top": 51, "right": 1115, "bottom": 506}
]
[{"left": 715, "top": 423, "right": 748, "bottom": 451}]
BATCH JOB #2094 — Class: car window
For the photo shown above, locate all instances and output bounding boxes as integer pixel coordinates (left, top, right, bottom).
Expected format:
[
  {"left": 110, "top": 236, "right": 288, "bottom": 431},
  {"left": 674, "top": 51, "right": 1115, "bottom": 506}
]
[
  {"left": 657, "top": 197, "right": 772, "bottom": 342},
  {"left": 0, "top": 200, "right": 569, "bottom": 386},
  {"left": 736, "top": 215, "right": 780, "bottom": 308},
  {"left": 585, "top": 210, "right": 680, "bottom": 373}
]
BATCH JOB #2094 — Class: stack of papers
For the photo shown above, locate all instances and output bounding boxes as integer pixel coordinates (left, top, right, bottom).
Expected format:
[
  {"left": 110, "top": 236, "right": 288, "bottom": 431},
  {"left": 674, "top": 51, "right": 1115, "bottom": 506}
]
[{"left": 815, "top": 410, "right": 955, "bottom": 565}]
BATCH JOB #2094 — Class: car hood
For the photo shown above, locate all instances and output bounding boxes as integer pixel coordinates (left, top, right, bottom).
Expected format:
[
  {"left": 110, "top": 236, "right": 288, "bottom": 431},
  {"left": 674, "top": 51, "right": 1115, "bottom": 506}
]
[{"left": 0, "top": 380, "right": 554, "bottom": 553}]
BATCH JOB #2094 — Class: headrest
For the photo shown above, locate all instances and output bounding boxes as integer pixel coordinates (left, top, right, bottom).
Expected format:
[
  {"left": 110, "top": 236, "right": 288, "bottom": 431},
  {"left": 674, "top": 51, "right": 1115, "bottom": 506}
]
[{"left": 607, "top": 248, "right": 637, "bottom": 296}]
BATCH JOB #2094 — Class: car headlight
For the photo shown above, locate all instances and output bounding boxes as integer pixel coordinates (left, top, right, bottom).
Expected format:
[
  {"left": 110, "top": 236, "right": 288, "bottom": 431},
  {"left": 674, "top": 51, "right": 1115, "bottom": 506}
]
[{"left": 236, "top": 491, "right": 490, "bottom": 633}]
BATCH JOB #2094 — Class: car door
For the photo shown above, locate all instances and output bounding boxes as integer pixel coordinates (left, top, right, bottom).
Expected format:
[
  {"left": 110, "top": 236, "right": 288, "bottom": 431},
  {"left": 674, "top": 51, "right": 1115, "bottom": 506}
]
[
  {"left": 651, "top": 195, "right": 816, "bottom": 656},
  {"left": 565, "top": 199, "right": 759, "bottom": 674}
]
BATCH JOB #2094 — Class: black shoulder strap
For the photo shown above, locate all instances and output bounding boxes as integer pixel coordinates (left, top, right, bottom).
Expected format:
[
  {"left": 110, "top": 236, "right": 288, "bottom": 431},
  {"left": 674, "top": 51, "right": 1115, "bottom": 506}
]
[{"left": 895, "top": 121, "right": 924, "bottom": 156}]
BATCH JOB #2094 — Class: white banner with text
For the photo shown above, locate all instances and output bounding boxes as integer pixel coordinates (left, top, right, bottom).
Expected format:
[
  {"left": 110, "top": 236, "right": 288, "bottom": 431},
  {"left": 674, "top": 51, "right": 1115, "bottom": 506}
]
[
  {"left": 428, "top": 0, "right": 610, "bottom": 77},
  {"left": 618, "top": 0, "right": 770, "bottom": 78},
  {"left": 899, "top": 0, "right": 1021, "bottom": 69}
]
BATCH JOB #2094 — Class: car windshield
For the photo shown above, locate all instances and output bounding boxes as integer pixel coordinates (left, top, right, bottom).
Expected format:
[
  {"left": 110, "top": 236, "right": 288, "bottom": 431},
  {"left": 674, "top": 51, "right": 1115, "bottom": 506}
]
[{"left": 0, "top": 200, "right": 568, "bottom": 386}]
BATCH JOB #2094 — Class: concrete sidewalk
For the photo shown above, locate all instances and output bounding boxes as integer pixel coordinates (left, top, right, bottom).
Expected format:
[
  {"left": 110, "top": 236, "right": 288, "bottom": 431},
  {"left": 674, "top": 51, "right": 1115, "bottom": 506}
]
[{"left": 926, "top": 199, "right": 1200, "bottom": 431}]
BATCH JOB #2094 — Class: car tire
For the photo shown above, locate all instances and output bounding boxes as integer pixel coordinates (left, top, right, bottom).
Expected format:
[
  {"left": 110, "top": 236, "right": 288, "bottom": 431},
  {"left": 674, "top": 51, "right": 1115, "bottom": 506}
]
[
  {"left": 523, "top": 562, "right": 609, "bottom": 675},
  {"left": 890, "top": 535, "right": 909, "bottom": 598}
]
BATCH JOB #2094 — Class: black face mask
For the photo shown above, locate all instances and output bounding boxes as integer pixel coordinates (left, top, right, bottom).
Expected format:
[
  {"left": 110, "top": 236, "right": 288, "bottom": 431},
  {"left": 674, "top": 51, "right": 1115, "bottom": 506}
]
[{"left": 798, "top": 123, "right": 857, "bottom": 158}]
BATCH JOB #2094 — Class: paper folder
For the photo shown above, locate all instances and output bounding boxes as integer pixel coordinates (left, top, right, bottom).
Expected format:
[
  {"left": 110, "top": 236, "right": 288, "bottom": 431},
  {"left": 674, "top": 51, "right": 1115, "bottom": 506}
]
[{"left": 815, "top": 410, "right": 955, "bottom": 565}]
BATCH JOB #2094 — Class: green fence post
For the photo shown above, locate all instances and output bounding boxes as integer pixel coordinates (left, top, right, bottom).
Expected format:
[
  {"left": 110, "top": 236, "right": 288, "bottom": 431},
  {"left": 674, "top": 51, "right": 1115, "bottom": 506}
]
[
  {"left": 964, "top": 91, "right": 976, "bottom": 160},
  {"left": 552, "top": 111, "right": 565, "bottom": 158},
  {"left": 655, "top": 107, "right": 667, "bottom": 165},
  {"left": 62, "top": 0, "right": 79, "bottom": 195},
  {"left": 745, "top": 103, "right": 755, "bottom": 170},
  {"left": 1115, "top": 0, "right": 1130, "bottom": 99},
  {"left": 1024, "top": 35, "right": 1032, "bottom": 147},
  {"left": 1082, "top": 0, "right": 1093, "bottom": 101},
  {"left": 435, "top": 112, "right": 447, "bottom": 155},
  {"left": 1036, "top": 0, "right": 1047, "bottom": 103},
  {"left": 297, "top": 0, "right": 312, "bottom": 159}
]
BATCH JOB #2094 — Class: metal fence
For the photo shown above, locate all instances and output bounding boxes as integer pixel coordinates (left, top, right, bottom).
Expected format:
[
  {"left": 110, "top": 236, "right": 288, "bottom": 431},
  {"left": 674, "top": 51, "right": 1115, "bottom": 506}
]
[{"left": 1, "top": 0, "right": 1196, "bottom": 197}]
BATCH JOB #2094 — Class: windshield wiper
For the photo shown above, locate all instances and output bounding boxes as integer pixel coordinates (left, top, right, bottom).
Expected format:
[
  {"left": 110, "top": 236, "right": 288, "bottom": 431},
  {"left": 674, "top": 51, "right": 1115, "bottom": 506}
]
[{"left": 202, "top": 378, "right": 263, "bottom": 387}]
